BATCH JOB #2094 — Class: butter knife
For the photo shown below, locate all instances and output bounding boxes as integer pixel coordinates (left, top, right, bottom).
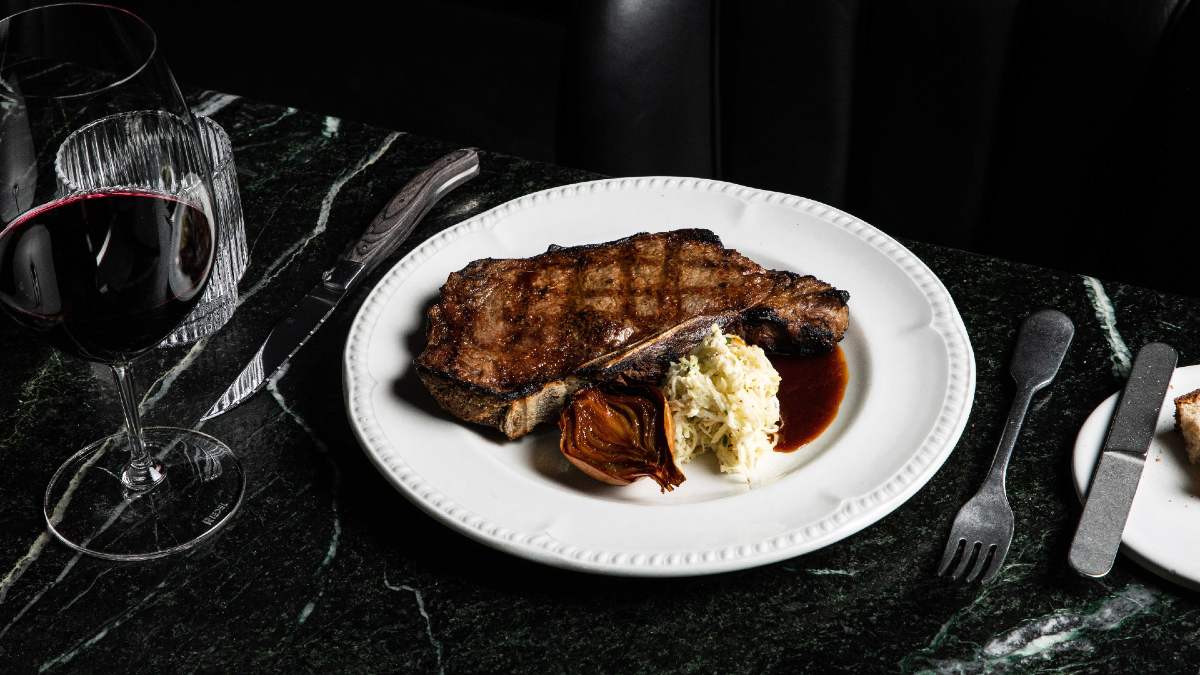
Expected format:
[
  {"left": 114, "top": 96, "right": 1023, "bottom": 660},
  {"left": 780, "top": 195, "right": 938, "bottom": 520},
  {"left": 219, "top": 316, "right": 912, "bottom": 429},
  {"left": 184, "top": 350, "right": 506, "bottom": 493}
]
[
  {"left": 200, "top": 148, "right": 480, "bottom": 421},
  {"left": 1068, "top": 341, "right": 1177, "bottom": 578}
]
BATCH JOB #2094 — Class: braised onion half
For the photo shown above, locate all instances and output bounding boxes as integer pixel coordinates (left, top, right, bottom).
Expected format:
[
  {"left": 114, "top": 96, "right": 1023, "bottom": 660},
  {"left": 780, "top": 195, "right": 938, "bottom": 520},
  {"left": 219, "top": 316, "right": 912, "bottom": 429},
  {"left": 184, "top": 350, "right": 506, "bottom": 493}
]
[{"left": 558, "top": 386, "right": 685, "bottom": 492}]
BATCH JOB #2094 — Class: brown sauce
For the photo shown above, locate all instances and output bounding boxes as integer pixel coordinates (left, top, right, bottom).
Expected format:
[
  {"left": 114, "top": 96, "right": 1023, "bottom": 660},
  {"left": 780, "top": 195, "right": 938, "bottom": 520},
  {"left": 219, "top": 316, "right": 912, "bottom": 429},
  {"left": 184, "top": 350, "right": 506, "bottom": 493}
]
[{"left": 771, "top": 347, "right": 849, "bottom": 452}]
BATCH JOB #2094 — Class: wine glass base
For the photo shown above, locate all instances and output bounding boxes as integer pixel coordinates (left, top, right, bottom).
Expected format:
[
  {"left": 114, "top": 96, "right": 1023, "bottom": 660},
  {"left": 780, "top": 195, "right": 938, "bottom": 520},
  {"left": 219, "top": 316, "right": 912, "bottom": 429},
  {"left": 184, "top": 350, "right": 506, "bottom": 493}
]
[{"left": 44, "top": 427, "right": 244, "bottom": 561}]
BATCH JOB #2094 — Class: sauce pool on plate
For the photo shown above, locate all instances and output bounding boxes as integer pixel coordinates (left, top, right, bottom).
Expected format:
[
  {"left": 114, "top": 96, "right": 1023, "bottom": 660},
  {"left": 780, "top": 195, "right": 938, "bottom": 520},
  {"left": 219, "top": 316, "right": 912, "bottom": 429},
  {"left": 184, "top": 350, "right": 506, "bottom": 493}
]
[{"left": 771, "top": 346, "right": 849, "bottom": 452}]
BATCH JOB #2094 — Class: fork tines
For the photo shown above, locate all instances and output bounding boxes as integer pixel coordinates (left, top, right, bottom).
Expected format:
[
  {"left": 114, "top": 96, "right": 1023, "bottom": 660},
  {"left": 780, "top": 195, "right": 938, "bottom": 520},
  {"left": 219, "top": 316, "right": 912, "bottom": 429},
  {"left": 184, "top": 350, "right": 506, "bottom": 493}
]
[{"left": 938, "top": 535, "right": 1008, "bottom": 584}]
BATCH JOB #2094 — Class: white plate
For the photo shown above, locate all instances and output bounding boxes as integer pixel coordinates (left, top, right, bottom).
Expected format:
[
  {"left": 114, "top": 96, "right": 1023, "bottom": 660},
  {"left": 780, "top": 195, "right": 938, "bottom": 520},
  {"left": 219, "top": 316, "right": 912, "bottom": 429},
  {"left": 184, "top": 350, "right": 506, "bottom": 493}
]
[
  {"left": 343, "top": 177, "right": 975, "bottom": 576},
  {"left": 1072, "top": 365, "right": 1200, "bottom": 590}
]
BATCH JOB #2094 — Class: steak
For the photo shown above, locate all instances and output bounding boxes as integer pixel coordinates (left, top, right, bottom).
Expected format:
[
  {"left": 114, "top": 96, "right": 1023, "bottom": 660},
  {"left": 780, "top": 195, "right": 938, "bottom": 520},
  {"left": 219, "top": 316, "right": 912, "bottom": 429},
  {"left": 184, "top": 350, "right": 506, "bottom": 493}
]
[{"left": 416, "top": 229, "right": 849, "bottom": 438}]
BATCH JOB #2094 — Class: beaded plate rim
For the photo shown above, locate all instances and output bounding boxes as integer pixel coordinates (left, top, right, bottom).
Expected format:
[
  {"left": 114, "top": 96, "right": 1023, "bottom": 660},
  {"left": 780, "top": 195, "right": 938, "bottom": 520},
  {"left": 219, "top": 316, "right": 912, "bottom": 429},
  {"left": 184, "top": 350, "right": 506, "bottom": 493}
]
[{"left": 343, "top": 176, "right": 976, "bottom": 576}]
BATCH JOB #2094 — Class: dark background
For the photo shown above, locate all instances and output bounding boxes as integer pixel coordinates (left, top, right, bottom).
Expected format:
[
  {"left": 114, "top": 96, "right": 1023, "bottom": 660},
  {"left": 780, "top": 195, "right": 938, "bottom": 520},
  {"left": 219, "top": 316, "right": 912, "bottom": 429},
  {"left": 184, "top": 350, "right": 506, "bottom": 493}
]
[{"left": 4, "top": 0, "right": 1198, "bottom": 297}]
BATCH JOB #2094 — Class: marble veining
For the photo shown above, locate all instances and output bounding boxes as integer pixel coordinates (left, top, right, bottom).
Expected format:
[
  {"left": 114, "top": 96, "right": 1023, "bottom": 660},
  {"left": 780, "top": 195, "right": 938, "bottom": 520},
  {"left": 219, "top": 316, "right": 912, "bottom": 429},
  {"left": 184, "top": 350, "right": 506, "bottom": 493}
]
[
  {"left": 25, "top": 503, "right": 129, "bottom": 631},
  {"left": 804, "top": 568, "right": 858, "bottom": 577},
  {"left": 1, "top": 91, "right": 1199, "bottom": 672},
  {"left": 0, "top": 355, "right": 61, "bottom": 604},
  {"left": 384, "top": 571, "right": 444, "bottom": 675},
  {"left": 0, "top": 355, "right": 62, "bottom": 450},
  {"left": 442, "top": 195, "right": 483, "bottom": 218},
  {"left": 322, "top": 116, "right": 341, "bottom": 139},
  {"left": 238, "top": 130, "right": 402, "bottom": 304},
  {"left": 927, "top": 584, "right": 1159, "bottom": 672},
  {"left": 37, "top": 578, "right": 170, "bottom": 673},
  {"left": 57, "top": 567, "right": 113, "bottom": 614},
  {"left": 1082, "top": 275, "right": 1133, "bottom": 379},
  {"left": 907, "top": 563, "right": 1009, "bottom": 664},
  {"left": 138, "top": 336, "right": 211, "bottom": 414},
  {"left": 0, "top": 558, "right": 70, "bottom": 642},
  {"left": 0, "top": 534, "right": 57, "bottom": 611},
  {"left": 0, "top": 441, "right": 106, "bottom": 611},
  {"left": 191, "top": 91, "right": 241, "bottom": 118},
  {"left": 267, "top": 363, "right": 342, "bottom": 627},
  {"left": 247, "top": 107, "right": 298, "bottom": 136}
]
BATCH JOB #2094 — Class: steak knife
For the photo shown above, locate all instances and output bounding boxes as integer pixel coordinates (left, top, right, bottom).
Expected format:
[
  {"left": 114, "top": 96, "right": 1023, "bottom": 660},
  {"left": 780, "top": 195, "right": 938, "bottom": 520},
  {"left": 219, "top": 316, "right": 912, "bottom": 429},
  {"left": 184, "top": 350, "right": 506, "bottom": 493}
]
[
  {"left": 200, "top": 148, "right": 481, "bottom": 421},
  {"left": 1068, "top": 342, "right": 1177, "bottom": 578}
]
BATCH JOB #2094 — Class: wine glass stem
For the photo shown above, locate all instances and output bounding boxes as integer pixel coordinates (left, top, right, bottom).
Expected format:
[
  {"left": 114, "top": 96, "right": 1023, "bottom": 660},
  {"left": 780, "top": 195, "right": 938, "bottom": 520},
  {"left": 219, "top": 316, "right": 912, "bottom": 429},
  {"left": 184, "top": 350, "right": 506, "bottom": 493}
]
[{"left": 110, "top": 363, "right": 163, "bottom": 491}]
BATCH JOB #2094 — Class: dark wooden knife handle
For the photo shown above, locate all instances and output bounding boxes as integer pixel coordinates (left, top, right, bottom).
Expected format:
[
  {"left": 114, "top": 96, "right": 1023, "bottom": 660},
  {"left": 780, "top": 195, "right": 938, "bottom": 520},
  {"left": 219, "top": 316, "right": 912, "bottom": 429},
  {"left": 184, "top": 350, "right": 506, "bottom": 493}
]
[{"left": 342, "top": 148, "right": 480, "bottom": 273}]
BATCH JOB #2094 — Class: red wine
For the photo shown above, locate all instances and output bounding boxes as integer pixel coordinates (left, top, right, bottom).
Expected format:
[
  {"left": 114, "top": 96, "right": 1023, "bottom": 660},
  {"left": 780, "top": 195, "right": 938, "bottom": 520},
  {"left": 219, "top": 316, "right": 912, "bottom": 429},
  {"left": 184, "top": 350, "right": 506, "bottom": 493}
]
[{"left": 0, "top": 190, "right": 214, "bottom": 362}]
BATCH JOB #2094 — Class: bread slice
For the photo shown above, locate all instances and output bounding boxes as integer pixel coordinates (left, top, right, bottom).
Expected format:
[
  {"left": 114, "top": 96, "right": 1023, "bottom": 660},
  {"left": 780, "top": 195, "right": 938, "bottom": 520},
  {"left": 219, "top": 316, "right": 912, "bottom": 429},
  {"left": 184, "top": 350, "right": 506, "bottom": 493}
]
[{"left": 1174, "top": 388, "right": 1200, "bottom": 464}]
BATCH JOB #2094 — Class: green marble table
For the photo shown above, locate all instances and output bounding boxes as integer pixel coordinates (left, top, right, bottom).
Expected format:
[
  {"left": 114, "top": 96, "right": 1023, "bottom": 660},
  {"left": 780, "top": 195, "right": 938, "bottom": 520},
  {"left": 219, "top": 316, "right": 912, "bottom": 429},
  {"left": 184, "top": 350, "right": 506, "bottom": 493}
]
[{"left": 1, "top": 91, "right": 1197, "bottom": 673}]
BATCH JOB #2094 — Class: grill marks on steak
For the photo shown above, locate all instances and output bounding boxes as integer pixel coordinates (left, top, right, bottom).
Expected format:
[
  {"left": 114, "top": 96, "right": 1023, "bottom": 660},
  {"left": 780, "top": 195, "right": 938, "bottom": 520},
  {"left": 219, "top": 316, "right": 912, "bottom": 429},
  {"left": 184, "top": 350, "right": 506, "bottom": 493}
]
[{"left": 416, "top": 229, "right": 849, "bottom": 438}]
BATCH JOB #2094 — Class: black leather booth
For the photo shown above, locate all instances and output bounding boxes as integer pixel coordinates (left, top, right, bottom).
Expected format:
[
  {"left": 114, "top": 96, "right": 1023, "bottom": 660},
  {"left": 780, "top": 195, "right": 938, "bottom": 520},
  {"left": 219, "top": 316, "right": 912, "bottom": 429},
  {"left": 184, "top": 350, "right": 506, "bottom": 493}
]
[
  {"left": 5, "top": 0, "right": 1195, "bottom": 294},
  {"left": 560, "top": 0, "right": 1199, "bottom": 296}
]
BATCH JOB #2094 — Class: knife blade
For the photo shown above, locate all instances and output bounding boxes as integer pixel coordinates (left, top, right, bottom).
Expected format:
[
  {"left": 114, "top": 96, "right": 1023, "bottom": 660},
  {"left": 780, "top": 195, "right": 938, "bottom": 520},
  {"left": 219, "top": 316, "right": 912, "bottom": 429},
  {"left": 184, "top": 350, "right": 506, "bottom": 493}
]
[
  {"left": 1068, "top": 341, "right": 1177, "bottom": 578},
  {"left": 200, "top": 148, "right": 480, "bottom": 421}
]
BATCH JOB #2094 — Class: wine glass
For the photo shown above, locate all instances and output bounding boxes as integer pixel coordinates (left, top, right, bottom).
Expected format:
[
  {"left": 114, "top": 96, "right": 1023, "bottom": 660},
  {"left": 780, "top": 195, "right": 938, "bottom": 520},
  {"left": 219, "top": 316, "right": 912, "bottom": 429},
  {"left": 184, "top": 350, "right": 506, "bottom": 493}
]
[
  {"left": 0, "top": 4, "right": 244, "bottom": 560},
  {"left": 57, "top": 112, "right": 250, "bottom": 347}
]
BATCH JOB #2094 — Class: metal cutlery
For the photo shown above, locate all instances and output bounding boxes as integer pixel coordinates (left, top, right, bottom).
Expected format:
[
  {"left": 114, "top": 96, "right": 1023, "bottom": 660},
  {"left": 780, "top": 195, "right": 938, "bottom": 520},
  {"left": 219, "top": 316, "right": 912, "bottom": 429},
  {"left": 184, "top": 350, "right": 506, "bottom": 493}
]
[
  {"left": 1068, "top": 342, "right": 1177, "bottom": 578},
  {"left": 201, "top": 147, "right": 481, "bottom": 421},
  {"left": 938, "top": 309, "right": 1074, "bottom": 583}
]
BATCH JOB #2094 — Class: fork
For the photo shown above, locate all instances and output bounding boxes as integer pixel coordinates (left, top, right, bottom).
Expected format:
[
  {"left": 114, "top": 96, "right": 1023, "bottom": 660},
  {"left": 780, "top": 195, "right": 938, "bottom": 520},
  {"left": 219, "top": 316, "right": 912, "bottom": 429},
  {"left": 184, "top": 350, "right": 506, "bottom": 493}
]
[{"left": 938, "top": 309, "right": 1074, "bottom": 583}]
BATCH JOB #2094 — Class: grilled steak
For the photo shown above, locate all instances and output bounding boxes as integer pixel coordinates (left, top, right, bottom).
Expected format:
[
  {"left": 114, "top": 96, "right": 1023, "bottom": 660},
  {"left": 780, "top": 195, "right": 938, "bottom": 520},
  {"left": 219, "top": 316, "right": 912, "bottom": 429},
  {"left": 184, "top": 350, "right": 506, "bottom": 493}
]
[{"left": 416, "top": 229, "right": 849, "bottom": 438}]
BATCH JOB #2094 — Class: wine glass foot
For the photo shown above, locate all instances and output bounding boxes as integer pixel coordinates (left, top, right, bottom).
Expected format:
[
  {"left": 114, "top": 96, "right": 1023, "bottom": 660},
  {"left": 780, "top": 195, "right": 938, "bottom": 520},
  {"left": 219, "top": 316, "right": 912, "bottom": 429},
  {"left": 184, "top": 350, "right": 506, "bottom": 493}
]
[{"left": 44, "top": 427, "right": 244, "bottom": 561}]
